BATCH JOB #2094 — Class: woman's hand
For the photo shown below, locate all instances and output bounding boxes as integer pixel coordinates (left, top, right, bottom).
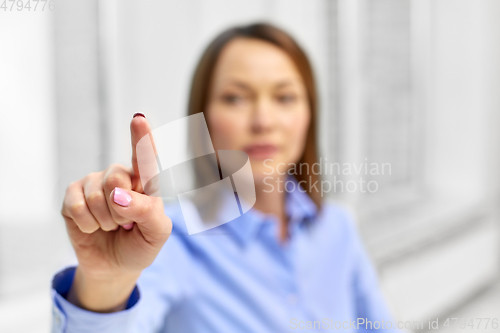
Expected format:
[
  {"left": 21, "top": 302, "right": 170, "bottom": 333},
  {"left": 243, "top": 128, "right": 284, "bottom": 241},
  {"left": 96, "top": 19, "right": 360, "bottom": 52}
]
[{"left": 61, "top": 115, "right": 172, "bottom": 312}]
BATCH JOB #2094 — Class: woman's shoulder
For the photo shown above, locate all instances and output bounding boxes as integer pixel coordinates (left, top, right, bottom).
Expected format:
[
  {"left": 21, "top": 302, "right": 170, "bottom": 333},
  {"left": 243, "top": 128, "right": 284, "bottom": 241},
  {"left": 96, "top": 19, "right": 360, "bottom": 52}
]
[
  {"left": 318, "top": 199, "right": 363, "bottom": 239},
  {"left": 320, "top": 199, "right": 357, "bottom": 224}
]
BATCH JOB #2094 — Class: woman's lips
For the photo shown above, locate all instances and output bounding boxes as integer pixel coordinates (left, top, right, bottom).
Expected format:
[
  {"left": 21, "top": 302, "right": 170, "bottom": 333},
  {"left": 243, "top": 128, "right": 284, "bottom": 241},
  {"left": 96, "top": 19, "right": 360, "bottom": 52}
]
[{"left": 243, "top": 144, "right": 279, "bottom": 159}]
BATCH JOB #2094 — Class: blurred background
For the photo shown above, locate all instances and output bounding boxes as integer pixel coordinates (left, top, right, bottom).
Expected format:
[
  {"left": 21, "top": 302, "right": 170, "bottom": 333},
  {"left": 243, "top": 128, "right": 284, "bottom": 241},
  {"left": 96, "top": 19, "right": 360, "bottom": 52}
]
[{"left": 1, "top": 0, "right": 500, "bottom": 332}]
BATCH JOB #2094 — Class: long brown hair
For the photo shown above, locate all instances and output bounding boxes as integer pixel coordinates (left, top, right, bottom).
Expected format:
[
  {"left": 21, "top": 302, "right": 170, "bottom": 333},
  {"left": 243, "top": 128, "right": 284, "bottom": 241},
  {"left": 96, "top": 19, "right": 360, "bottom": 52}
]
[{"left": 187, "top": 22, "right": 322, "bottom": 208}]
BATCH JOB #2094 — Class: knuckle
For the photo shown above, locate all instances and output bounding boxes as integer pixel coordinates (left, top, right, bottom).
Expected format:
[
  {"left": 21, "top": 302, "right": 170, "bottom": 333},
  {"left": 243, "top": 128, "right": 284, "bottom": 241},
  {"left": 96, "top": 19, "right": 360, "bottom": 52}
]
[
  {"left": 108, "top": 163, "right": 123, "bottom": 170},
  {"left": 100, "top": 224, "right": 116, "bottom": 232},
  {"left": 107, "top": 163, "right": 129, "bottom": 175},
  {"left": 84, "top": 171, "right": 103, "bottom": 184},
  {"left": 69, "top": 201, "right": 88, "bottom": 218},
  {"left": 79, "top": 223, "right": 100, "bottom": 234},
  {"left": 86, "top": 171, "right": 99, "bottom": 180},
  {"left": 86, "top": 191, "right": 106, "bottom": 207},
  {"left": 103, "top": 175, "right": 126, "bottom": 189},
  {"left": 66, "top": 181, "right": 80, "bottom": 194}
]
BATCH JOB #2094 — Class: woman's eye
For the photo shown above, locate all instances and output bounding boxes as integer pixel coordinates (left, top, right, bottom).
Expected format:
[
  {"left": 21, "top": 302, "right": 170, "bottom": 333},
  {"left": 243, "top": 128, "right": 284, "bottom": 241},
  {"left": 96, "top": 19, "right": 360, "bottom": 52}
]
[
  {"left": 222, "top": 94, "right": 244, "bottom": 104},
  {"left": 276, "top": 94, "right": 297, "bottom": 104}
]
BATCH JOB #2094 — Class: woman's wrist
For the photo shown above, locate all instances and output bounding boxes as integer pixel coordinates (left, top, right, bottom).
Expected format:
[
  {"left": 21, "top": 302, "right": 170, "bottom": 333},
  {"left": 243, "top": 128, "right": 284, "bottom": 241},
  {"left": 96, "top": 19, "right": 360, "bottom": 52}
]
[{"left": 66, "top": 266, "right": 141, "bottom": 313}]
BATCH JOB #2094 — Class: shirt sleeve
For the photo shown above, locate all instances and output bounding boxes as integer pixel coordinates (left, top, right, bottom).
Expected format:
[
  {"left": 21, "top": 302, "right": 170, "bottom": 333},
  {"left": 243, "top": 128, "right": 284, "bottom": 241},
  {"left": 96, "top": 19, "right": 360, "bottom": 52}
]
[
  {"left": 51, "top": 228, "right": 190, "bottom": 333},
  {"left": 51, "top": 266, "right": 141, "bottom": 333}
]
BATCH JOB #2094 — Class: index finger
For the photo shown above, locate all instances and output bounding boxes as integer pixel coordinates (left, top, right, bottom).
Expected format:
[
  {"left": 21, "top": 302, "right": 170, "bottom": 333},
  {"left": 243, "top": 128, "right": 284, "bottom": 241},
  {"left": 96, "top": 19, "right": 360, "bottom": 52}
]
[{"left": 130, "top": 113, "right": 160, "bottom": 194}]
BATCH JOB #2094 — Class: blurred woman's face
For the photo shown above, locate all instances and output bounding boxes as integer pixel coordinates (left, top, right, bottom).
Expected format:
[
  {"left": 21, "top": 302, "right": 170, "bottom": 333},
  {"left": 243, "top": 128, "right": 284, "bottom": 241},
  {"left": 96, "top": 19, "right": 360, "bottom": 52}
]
[{"left": 206, "top": 38, "right": 310, "bottom": 183}]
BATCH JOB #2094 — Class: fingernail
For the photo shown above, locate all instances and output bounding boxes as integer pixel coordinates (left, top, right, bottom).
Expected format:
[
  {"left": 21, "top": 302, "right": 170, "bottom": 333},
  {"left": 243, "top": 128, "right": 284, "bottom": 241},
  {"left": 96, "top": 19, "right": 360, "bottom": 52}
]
[
  {"left": 123, "top": 223, "right": 134, "bottom": 230},
  {"left": 113, "top": 187, "right": 132, "bottom": 207},
  {"left": 133, "top": 112, "right": 146, "bottom": 118}
]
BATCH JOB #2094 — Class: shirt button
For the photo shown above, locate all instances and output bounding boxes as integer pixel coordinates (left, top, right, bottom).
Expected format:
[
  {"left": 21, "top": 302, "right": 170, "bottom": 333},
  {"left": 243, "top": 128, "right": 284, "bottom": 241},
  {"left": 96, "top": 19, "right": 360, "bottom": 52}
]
[{"left": 287, "top": 293, "right": 298, "bottom": 306}]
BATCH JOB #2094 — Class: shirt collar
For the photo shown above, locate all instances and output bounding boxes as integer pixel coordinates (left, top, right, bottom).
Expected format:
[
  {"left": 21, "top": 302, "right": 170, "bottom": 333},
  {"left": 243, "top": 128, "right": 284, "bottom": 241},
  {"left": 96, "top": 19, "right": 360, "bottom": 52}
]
[
  {"left": 221, "top": 175, "right": 319, "bottom": 246},
  {"left": 285, "top": 175, "right": 318, "bottom": 223}
]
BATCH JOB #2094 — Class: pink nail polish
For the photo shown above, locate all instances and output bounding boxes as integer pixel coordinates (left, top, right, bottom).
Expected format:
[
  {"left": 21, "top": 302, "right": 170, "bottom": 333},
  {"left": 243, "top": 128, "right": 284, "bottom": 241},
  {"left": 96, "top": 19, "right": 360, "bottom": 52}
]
[
  {"left": 133, "top": 112, "right": 146, "bottom": 118},
  {"left": 113, "top": 187, "right": 132, "bottom": 207},
  {"left": 123, "top": 223, "right": 134, "bottom": 230}
]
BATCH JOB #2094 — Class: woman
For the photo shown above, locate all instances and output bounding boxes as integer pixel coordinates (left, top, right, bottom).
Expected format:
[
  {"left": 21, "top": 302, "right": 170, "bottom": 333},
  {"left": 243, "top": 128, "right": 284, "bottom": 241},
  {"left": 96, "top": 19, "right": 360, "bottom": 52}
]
[{"left": 52, "top": 23, "right": 396, "bottom": 332}]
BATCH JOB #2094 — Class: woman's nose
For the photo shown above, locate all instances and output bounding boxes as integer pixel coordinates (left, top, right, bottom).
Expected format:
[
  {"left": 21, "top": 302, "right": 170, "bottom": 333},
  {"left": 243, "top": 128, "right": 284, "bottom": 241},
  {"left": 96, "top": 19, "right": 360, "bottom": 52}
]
[{"left": 250, "top": 99, "right": 276, "bottom": 133}]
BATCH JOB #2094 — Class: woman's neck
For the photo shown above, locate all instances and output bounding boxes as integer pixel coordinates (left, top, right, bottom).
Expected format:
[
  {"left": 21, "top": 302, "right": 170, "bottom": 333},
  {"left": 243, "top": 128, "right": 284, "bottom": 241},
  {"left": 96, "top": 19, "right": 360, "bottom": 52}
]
[{"left": 253, "top": 176, "right": 288, "bottom": 243}]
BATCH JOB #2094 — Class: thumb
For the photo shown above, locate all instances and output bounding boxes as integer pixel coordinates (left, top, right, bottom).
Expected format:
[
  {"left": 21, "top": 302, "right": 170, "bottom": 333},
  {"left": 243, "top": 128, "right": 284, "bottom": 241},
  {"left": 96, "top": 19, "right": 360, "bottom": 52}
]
[{"left": 110, "top": 187, "right": 172, "bottom": 245}]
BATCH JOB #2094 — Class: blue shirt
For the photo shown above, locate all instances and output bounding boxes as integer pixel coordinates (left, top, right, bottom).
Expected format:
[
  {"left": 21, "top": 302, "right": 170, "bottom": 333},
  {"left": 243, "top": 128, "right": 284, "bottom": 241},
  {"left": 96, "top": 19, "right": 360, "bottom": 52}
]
[{"left": 51, "top": 179, "right": 397, "bottom": 332}]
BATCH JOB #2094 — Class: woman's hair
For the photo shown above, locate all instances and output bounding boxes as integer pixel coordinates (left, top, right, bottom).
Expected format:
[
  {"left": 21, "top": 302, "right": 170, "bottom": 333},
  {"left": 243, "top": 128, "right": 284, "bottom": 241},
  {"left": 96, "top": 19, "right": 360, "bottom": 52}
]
[{"left": 187, "top": 22, "right": 322, "bottom": 208}]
